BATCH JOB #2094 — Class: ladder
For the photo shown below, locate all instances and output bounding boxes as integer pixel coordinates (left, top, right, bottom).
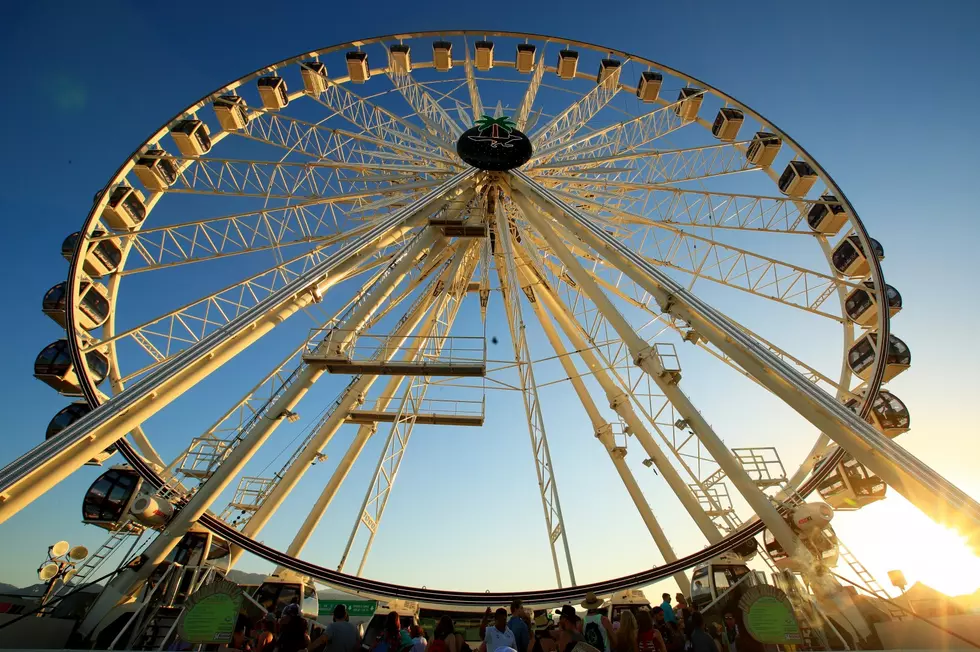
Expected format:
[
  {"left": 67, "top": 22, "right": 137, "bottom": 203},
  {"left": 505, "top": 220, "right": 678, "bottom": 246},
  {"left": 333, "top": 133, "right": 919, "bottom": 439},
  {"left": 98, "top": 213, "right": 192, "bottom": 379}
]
[
  {"left": 52, "top": 522, "right": 145, "bottom": 599},
  {"left": 838, "top": 541, "right": 906, "bottom": 620}
]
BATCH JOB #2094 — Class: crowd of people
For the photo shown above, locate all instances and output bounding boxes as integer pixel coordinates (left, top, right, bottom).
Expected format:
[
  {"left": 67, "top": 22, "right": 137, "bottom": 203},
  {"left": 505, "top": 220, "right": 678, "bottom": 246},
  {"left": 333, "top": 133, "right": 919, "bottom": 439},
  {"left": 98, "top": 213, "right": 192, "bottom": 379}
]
[{"left": 219, "top": 591, "right": 757, "bottom": 652}]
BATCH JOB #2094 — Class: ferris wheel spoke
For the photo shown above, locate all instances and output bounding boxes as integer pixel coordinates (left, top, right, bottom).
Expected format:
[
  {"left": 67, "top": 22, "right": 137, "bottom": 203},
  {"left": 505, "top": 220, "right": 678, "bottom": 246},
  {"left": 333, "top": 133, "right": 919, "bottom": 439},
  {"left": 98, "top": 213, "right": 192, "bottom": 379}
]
[
  {"left": 238, "top": 109, "right": 450, "bottom": 167},
  {"left": 515, "top": 45, "right": 547, "bottom": 131},
  {"left": 385, "top": 59, "right": 465, "bottom": 147},
  {"left": 528, "top": 92, "right": 692, "bottom": 165},
  {"left": 531, "top": 140, "right": 760, "bottom": 187},
  {"left": 529, "top": 62, "right": 626, "bottom": 153},
  {"left": 463, "top": 45, "right": 483, "bottom": 121}
]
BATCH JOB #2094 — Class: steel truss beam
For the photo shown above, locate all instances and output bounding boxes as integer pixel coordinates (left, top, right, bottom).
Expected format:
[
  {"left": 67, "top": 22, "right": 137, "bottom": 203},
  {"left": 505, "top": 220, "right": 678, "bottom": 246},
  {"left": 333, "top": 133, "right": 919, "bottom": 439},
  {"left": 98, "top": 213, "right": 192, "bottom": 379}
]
[{"left": 493, "top": 192, "right": 575, "bottom": 587}]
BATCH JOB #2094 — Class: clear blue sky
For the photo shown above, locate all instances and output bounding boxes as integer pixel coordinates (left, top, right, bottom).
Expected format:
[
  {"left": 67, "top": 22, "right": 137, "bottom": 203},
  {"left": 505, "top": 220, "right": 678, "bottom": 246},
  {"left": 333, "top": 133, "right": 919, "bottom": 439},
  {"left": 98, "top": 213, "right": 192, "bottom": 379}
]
[{"left": 0, "top": 0, "right": 979, "bottom": 597}]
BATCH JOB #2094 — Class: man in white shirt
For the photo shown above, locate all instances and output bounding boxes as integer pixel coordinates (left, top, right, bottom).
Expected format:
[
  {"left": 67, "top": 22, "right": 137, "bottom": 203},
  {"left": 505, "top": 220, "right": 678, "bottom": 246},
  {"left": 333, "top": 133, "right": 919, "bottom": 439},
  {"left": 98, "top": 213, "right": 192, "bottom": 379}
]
[{"left": 482, "top": 607, "right": 517, "bottom": 652}]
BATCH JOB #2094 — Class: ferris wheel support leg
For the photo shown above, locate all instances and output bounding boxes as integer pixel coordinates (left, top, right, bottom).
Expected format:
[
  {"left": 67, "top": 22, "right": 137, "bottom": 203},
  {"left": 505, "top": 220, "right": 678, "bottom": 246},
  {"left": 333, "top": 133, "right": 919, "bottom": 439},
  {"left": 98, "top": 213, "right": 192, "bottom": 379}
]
[
  {"left": 522, "top": 256, "right": 723, "bottom": 545},
  {"left": 226, "top": 238, "right": 453, "bottom": 568},
  {"left": 277, "top": 245, "right": 478, "bottom": 567},
  {"left": 512, "top": 171, "right": 980, "bottom": 549},
  {"left": 0, "top": 171, "right": 476, "bottom": 527},
  {"left": 510, "top": 188, "right": 806, "bottom": 560},
  {"left": 529, "top": 292, "right": 691, "bottom": 594},
  {"left": 493, "top": 197, "right": 575, "bottom": 588}
]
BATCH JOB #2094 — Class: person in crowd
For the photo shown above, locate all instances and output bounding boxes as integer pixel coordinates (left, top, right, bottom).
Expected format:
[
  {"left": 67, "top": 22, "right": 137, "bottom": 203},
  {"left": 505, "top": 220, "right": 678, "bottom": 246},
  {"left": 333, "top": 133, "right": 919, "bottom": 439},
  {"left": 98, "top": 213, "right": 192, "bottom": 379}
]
[
  {"left": 410, "top": 625, "right": 427, "bottom": 652},
  {"left": 686, "top": 613, "right": 715, "bottom": 652},
  {"left": 508, "top": 600, "right": 530, "bottom": 652},
  {"left": 374, "top": 611, "right": 413, "bottom": 652},
  {"left": 312, "top": 604, "right": 361, "bottom": 652},
  {"left": 482, "top": 607, "right": 517, "bottom": 652},
  {"left": 557, "top": 606, "right": 584, "bottom": 652},
  {"left": 432, "top": 616, "right": 467, "bottom": 652},
  {"left": 528, "top": 615, "right": 558, "bottom": 652},
  {"left": 580, "top": 593, "right": 612, "bottom": 652},
  {"left": 721, "top": 613, "right": 737, "bottom": 652},
  {"left": 635, "top": 609, "right": 665, "bottom": 652},
  {"left": 684, "top": 604, "right": 700, "bottom": 642},
  {"left": 278, "top": 603, "right": 311, "bottom": 652},
  {"left": 611, "top": 610, "right": 637, "bottom": 652},
  {"left": 673, "top": 596, "right": 689, "bottom": 626},
  {"left": 253, "top": 614, "right": 276, "bottom": 652},
  {"left": 658, "top": 595, "right": 676, "bottom": 625}
]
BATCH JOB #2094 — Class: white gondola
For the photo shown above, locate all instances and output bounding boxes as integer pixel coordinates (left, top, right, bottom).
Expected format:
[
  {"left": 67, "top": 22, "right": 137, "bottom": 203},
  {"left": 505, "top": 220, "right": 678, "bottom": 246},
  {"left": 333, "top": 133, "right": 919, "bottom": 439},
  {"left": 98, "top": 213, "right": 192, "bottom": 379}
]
[
  {"left": 843, "top": 388, "right": 910, "bottom": 436},
  {"left": 213, "top": 95, "right": 249, "bottom": 131},
  {"left": 557, "top": 49, "right": 579, "bottom": 79},
  {"left": 257, "top": 76, "right": 289, "bottom": 110},
  {"left": 690, "top": 552, "right": 754, "bottom": 610},
  {"left": 636, "top": 71, "right": 662, "bottom": 103},
  {"left": 475, "top": 41, "right": 494, "bottom": 71},
  {"left": 171, "top": 119, "right": 212, "bottom": 157},
  {"left": 845, "top": 281, "right": 902, "bottom": 327},
  {"left": 300, "top": 61, "right": 327, "bottom": 95},
  {"left": 674, "top": 87, "right": 703, "bottom": 121},
  {"left": 777, "top": 160, "right": 817, "bottom": 196},
  {"left": 253, "top": 571, "right": 319, "bottom": 619},
  {"left": 389, "top": 44, "right": 411, "bottom": 74},
  {"left": 432, "top": 40, "right": 453, "bottom": 72},
  {"left": 101, "top": 186, "right": 146, "bottom": 231},
  {"left": 832, "top": 235, "right": 884, "bottom": 277},
  {"left": 847, "top": 332, "right": 910, "bottom": 382},
  {"left": 516, "top": 44, "right": 536, "bottom": 73},
  {"left": 745, "top": 131, "right": 781, "bottom": 167},
  {"left": 134, "top": 149, "right": 179, "bottom": 191},
  {"left": 806, "top": 194, "right": 849, "bottom": 235},
  {"left": 42, "top": 278, "right": 110, "bottom": 331},
  {"left": 346, "top": 51, "right": 370, "bottom": 82},
  {"left": 82, "top": 466, "right": 144, "bottom": 530},
  {"left": 47, "top": 402, "right": 114, "bottom": 466},
  {"left": 34, "top": 339, "right": 110, "bottom": 395},
  {"left": 711, "top": 108, "right": 744, "bottom": 141},
  {"left": 596, "top": 58, "right": 622, "bottom": 89},
  {"left": 818, "top": 457, "right": 887, "bottom": 511},
  {"left": 62, "top": 231, "right": 121, "bottom": 277}
]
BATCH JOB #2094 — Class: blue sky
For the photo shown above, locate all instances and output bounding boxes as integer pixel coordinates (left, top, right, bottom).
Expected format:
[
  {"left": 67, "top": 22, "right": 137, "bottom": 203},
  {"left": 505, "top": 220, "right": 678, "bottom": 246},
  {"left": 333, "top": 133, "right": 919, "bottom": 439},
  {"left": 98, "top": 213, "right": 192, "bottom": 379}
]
[{"left": 0, "top": 0, "right": 979, "bottom": 598}]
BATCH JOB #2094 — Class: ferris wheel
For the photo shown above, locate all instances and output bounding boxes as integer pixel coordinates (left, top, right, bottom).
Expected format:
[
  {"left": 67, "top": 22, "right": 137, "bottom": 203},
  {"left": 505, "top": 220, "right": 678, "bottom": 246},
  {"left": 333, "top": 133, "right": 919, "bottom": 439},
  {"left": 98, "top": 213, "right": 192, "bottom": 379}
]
[{"left": 5, "top": 31, "right": 979, "bottom": 621}]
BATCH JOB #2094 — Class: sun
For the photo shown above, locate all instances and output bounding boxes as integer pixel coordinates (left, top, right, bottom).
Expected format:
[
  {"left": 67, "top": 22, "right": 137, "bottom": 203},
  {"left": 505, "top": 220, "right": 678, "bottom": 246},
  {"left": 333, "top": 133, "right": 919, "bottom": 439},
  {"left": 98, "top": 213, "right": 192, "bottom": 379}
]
[{"left": 837, "top": 498, "right": 980, "bottom": 597}]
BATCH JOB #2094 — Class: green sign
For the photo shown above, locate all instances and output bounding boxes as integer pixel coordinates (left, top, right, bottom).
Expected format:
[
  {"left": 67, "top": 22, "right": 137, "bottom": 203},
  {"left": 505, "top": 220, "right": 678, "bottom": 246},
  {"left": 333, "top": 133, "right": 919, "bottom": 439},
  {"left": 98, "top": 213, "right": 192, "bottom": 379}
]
[
  {"left": 738, "top": 585, "right": 802, "bottom": 644},
  {"left": 180, "top": 580, "right": 244, "bottom": 644},
  {"left": 319, "top": 599, "right": 378, "bottom": 618}
]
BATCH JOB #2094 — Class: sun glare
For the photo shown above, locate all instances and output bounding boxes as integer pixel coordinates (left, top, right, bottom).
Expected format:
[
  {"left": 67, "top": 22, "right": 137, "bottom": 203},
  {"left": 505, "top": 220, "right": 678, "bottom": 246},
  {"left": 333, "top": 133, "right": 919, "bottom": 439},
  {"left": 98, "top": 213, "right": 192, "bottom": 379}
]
[{"left": 897, "top": 524, "right": 980, "bottom": 596}]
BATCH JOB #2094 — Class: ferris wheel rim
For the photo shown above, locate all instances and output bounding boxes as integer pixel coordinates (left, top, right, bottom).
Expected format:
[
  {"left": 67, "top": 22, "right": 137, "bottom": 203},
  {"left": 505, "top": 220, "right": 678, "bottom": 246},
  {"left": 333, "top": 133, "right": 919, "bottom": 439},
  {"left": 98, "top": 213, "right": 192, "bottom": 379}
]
[{"left": 53, "top": 30, "right": 894, "bottom": 597}]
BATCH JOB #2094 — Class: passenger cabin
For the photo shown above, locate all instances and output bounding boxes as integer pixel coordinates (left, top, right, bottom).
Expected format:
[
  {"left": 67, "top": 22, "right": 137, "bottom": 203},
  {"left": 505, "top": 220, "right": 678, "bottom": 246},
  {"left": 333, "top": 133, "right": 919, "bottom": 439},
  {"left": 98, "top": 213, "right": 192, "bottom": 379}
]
[
  {"left": 62, "top": 231, "right": 121, "bottom": 278},
  {"left": 845, "top": 281, "right": 902, "bottom": 327},
  {"left": 475, "top": 41, "right": 494, "bottom": 71},
  {"left": 690, "top": 552, "right": 753, "bottom": 610},
  {"left": 746, "top": 131, "right": 782, "bottom": 167},
  {"left": 134, "top": 149, "right": 179, "bottom": 191},
  {"left": 674, "top": 87, "right": 703, "bottom": 121},
  {"left": 101, "top": 186, "right": 146, "bottom": 231},
  {"left": 42, "top": 279, "right": 110, "bottom": 331},
  {"left": 432, "top": 41, "right": 453, "bottom": 72},
  {"left": 832, "top": 235, "right": 885, "bottom": 277},
  {"left": 516, "top": 44, "right": 536, "bottom": 73},
  {"left": 711, "top": 108, "right": 744, "bottom": 141},
  {"left": 606, "top": 589, "right": 650, "bottom": 621},
  {"left": 257, "top": 76, "right": 289, "bottom": 110},
  {"left": 636, "top": 71, "right": 662, "bottom": 103},
  {"left": 597, "top": 58, "right": 622, "bottom": 89},
  {"left": 818, "top": 457, "right": 887, "bottom": 510},
  {"left": 213, "top": 95, "right": 249, "bottom": 131},
  {"left": 847, "top": 332, "right": 911, "bottom": 382},
  {"left": 47, "top": 402, "right": 114, "bottom": 466},
  {"left": 346, "top": 51, "right": 370, "bottom": 82},
  {"left": 254, "top": 574, "right": 319, "bottom": 619},
  {"left": 843, "top": 389, "right": 910, "bottom": 436},
  {"left": 557, "top": 49, "right": 579, "bottom": 80},
  {"left": 806, "top": 194, "right": 849, "bottom": 235},
  {"left": 82, "top": 466, "right": 144, "bottom": 530},
  {"left": 764, "top": 525, "right": 839, "bottom": 573},
  {"left": 34, "top": 339, "right": 110, "bottom": 395},
  {"left": 171, "top": 119, "right": 212, "bottom": 157},
  {"left": 300, "top": 61, "right": 328, "bottom": 95},
  {"left": 389, "top": 44, "right": 411, "bottom": 74},
  {"left": 777, "top": 160, "right": 817, "bottom": 197}
]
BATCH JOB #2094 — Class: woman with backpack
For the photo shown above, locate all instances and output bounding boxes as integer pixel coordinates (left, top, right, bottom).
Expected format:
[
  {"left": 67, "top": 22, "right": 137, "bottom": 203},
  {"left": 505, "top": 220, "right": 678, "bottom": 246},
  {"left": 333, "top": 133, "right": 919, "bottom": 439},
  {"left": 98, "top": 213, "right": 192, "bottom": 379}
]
[{"left": 430, "top": 616, "right": 465, "bottom": 652}]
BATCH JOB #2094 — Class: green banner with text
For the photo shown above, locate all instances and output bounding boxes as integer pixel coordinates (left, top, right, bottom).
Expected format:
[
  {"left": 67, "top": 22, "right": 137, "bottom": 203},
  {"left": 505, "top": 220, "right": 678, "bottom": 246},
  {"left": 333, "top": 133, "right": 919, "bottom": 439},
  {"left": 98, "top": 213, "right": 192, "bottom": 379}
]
[{"left": 319, "top": 599, "right": 378, "bottom": 618}]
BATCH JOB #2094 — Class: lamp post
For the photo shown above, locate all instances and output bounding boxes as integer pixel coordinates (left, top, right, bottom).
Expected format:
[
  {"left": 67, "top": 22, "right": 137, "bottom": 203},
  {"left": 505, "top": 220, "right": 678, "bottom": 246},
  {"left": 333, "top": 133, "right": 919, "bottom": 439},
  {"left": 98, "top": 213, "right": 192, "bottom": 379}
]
[
  {"left": 36, "top": 541, "right": 88, "bottom": 615},
  {"left": 887, "top": 569, "right": 914, "bottom": 615}
]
